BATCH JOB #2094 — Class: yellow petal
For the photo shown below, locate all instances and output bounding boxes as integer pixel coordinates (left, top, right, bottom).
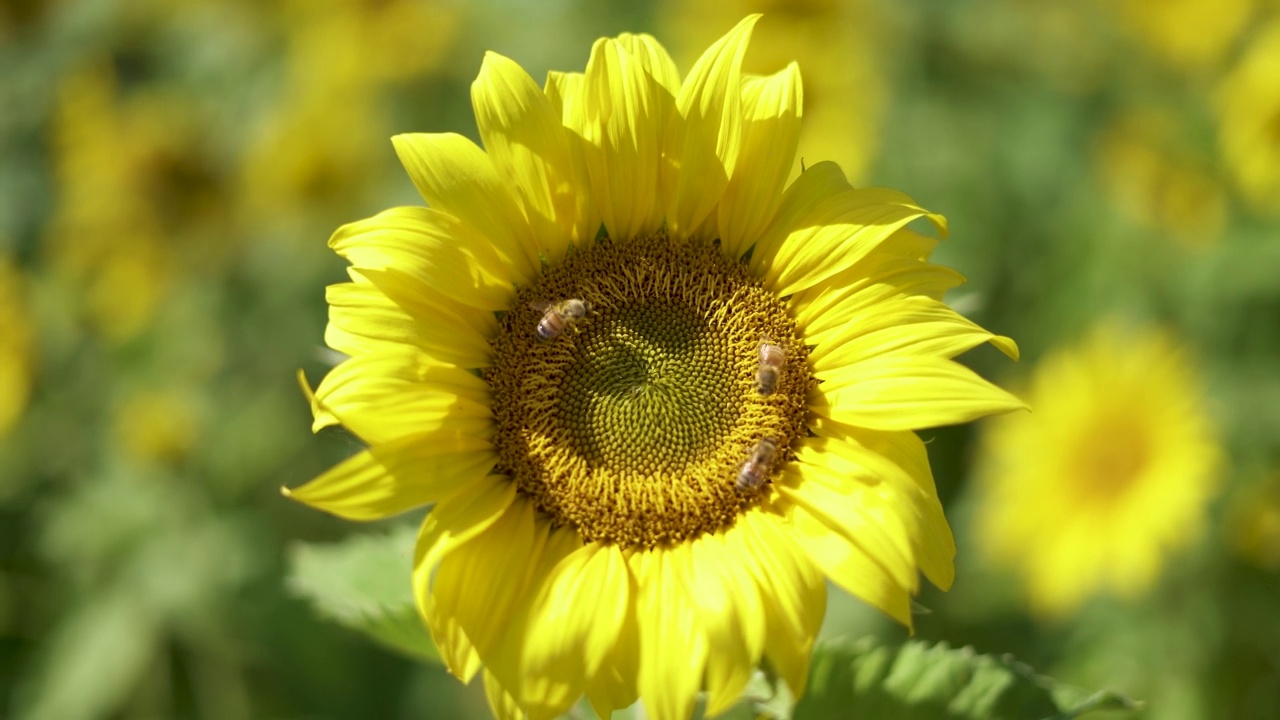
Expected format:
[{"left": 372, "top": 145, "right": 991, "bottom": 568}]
[
  {"left": 473, "top": 53, "right": 579, "bottom": 263},
  {"left": 296, "top": 368, "right": 321, "bottom": 421},
  {"left": 614, "top": 33, "right": 681, "bottom": 97},
  {"left": 281, "top": 429, "right": 496, "bottom": 521},
  {"left": 545, "top": 71, "right": 585, "bottom": 123},
  {"left": 324, "top": 275, "right": 492, "bottom": 367},
  {"left": 581, "top": 37, "right": 667, "bottom": 241},
  {"left": 730, "top": 511, "right": 824, "bottom": 696},
  {"left": 808, "top": 295, "right": 1019, "bottom": 370},
  {"left": 391, "top": 132, "right": 541, "bottom": 280},
  {"left": 309, "top": 351, "right": 490, "bottom": 444},
  {"left": 324, "top": 279, "right": 419, "bottom": 358},
  {"left": 483, "top": 670, "right": 528, "bottom": 720},
  {"left": 662, "top": 15, "right": 757, "bottom": 238},
  {"left": 791, "top": 256, "right": 966, "bottom": 336},
  {"left": 761, "top": 187, "right": 947, "bottom": 297},
  {"left": 430, "top": 499, "right": 549, "bottom": 669},
  {"left": 811, "top": 419, "right": 955, "bottom": 590},
  {"left": 879, "top": 227, "right": 942, "bottom": 261},
  {"left": 684, "top": 532, "right": 764, "bottom": 717},
  {"left": 790, "top": 506, "right": 914, "bottom": 628},
  {"left": 631, "top": 547, "right": 708, "bottom": 720},
  {"left": 420, "top": 590, "right": 482, "bottom": 682},
  {"left": 492, "top": 533, "right": 631, "bottom": 720},
  {"left": 718, "top": 63, "right": 803, "bottom": 259},
  {"left": 797, "top": 428, "right": 955, "bottom": 590},
  {"left": 545, "top": 70, "right": 602, "bottom": 245},
  {"left": 815, "top": 420, "right": 936, "bottom": 493},
  {"left": 354, "top": 266, "right": 497, "bottom": 342},
  {"left": 414, "top": 475, "right": 518, "bottom": 584},
  {"left": 776, "top": 446, "right": 919, "bottom": 593},
  {"left": 329, "top": 206, "right": 514, "bottom": 311},
  {"left": 749, "top": 160, "right": 851, "bottom": 269},
  {"left": 585, "top": 581, "right": 641, "bottom": 720},
  {"left": 518, "top": 543, "right": 629, "bottom": 683},
  {"left": 414, "top": 477, "right": 516, "bottom": 680},
  {"left": 811, "top": 355, "right": 1027, "bottom": 431}
]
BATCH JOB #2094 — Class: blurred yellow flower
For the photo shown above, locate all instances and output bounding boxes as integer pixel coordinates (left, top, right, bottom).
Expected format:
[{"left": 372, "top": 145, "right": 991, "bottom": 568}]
[
  {"left": 238, "top": 0, "right": 464, "bottom": 223},
  {"left": 238, "top": 95, "right": 384, "bottom": 223},
  {"left": 1115, "top": 0, "right": 1253, "bottom": 71},
  {"left": 975, "top": 323, "right": 1221, "bottom": 618},
  {"left": 277, "top": 0, "right": 463, "bottom": 86},
  {"left": 1094, "top": 109, "right": 1226, "bottom": 248},
  {"left": 285, "top": 15, "right": 1021, "bottom": 719},
  {"left": 1228, "top": 474, "right": 1280, "bottom": 570},
  {"left": 113, "top": 388, "right": 200, "bottom": 465},
  {"left": 660, "top": 0, "right": 887, "bottom": 184},
  {"left": 1217, "top": 18, "right": 1280, "bottom": 214},
  {"left": 44, "top": 64, "right": 177, "bottom": 343},
  {"left": 0, "top": 256, "right": 35, "bottom": 437}
]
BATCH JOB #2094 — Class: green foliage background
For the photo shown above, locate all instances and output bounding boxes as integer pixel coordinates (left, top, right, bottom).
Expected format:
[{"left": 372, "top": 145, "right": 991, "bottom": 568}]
[{"left": 1, "top": 0, "right": 1278, "bottom": 718}]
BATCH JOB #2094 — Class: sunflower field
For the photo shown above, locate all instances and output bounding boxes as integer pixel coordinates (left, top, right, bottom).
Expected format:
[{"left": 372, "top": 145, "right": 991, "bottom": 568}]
[{"left": 3, "top": 0, "right": 1279, "bottom": 719}]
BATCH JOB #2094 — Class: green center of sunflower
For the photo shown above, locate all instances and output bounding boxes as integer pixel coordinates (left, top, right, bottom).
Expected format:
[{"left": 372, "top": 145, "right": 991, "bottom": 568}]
[{"left": 486, "top": 233, "right": 811, "bottom": 548}]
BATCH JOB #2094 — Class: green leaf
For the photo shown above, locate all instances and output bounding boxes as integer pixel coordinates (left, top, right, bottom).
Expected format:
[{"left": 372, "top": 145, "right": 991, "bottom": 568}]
[
  {"left": 287, "top": 524, "right": 440, "bottom": 663},
  {"left": 739, "top": 668, "right": 797, "bottom": 720},
  {"left": 793, "top": 637, "right": 1140, "bottom": 720}
]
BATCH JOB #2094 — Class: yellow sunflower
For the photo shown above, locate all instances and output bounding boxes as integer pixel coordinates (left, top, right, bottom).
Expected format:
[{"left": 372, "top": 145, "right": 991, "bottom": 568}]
[
  {"left": 1114, "top": 0, "right": 1253, "bottom": 72},
  {"left": 1092, "top": 108, "right": 1226, "bottom": 249},
  {"left": 1217, "top": 18, "right": 1280, "bottom": 215},
  {"left": 285, "top": 16, "right": 1021, "bottom": 719},
  {"left": 974, "top": 323, "right": 1220, "bottom": 619},
  {"left": 0, "top": 255, "right": 34, "bottom": 437},
  {"left": 1227, "top": 473, "right": 1280, "bottom": 571},
  {"left": 45, "top": 63, "right": 175, "bottom": 343}
]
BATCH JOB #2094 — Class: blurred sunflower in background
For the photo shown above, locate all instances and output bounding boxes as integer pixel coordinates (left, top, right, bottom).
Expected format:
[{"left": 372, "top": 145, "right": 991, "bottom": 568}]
[
  {"left": 238, "top": 0, "right": 465, "bottom": 227},
  {"left": 285, "top": 14, "right": 1022, "bottom": 720},
  {"left": 0, "top": 255, "right": 34, "bottom": 438},
  {"left": 1093, "top": 108, "right": 1227, "bottom": 249},
  {"left": 1114, "top": 0, "right": 1254, "bottom": 72},
  {"left": 1229, "top": 474, "right": 1280, "bottom": 571},
  {"left": 974, "top": 323, "right": 1221, "bottom": 618},
  {"left": 43, "top": 63, "right": 178, "bottom": 344},
  {"left": 1216, "top": 18, "right": 1280, "bottom": 216}
]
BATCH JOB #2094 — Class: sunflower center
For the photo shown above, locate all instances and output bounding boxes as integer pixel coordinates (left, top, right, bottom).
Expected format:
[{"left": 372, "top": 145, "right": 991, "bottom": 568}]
[
  {"left": 486, "top": 234, "right": 811, "bottom": 548},
  {"left": 1076, "top": 416, "right": 1152, "bottom": 499}
]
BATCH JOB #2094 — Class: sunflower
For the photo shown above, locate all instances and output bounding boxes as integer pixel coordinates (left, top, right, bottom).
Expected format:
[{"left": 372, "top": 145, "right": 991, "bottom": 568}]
[
  {"left": 1114, "top": 0, "right": 1253, "bottom": 71},
  {"left": 1228, "top": 474, "right": 1280, "bottom": 571},
  {"left": 974, "top": 323, "right": 1220, "bottom": 619},
  {"left": 1093, "top": 108, "right": 1226, "bottom": 249},
  {"left": 1217, "top": 18, "right": 1280, "bottom": 215},
  {"left": 0, "top": 255, "right": 34, "bottom": 437},
  {"left": 285, "top": 16, "right": 1021, "bottom": 720},
  {"left": 46, "top": 63, "right": 175, "bottom": 343}
]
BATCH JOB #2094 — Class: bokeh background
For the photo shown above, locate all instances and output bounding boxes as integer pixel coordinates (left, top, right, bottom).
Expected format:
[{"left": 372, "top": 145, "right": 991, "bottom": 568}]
[{"left": 3, "top": 0, "right": 1280, "bottom": 718}]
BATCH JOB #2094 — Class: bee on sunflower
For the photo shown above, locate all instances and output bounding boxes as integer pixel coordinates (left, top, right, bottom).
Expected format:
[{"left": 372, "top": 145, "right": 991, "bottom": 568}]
[{"left": 285, "top": 15, "right": 1022, "bottom": 720}]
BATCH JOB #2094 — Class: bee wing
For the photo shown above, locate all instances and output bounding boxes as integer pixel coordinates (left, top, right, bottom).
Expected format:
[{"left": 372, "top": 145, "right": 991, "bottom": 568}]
[{"left": 529, "top": 300, "right": 553, "bottom": 312}]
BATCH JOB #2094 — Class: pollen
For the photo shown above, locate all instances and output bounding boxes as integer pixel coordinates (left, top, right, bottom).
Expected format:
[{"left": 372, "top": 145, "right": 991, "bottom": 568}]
[{"left": 487, "top": 234, "right": 812, "bottom": 548}]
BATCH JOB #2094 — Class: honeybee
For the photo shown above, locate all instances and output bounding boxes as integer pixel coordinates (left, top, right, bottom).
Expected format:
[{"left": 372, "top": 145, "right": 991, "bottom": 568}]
[
  {"left": 532, "top": 298, "right": 590, "bottom": 341},
  {"left": 736, "top": 437, "right": 778, "bottom": 493},
  {"left": 755, "top": 341, "right": 786, "bottom": 395}
]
